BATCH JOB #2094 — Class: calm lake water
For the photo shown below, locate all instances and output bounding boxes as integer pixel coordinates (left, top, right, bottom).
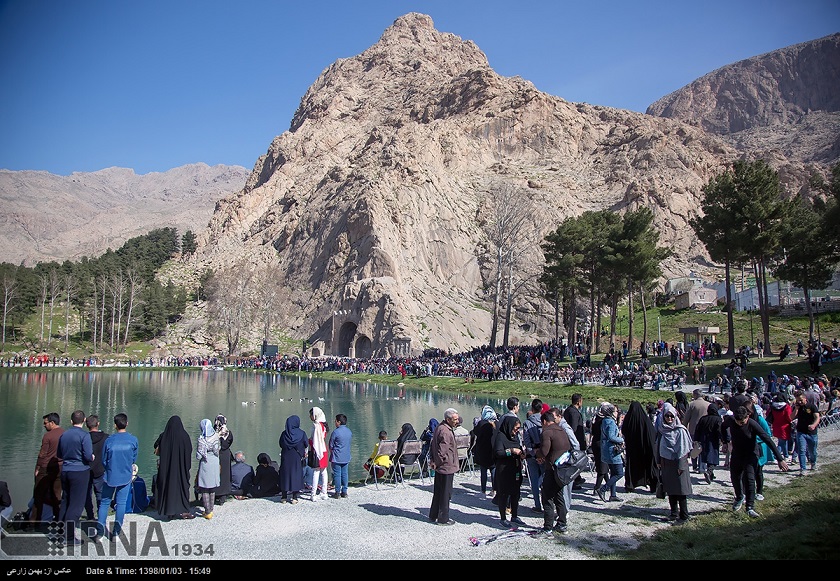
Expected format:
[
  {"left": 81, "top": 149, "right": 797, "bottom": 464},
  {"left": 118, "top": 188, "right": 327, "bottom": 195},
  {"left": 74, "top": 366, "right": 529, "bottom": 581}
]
[{"left": 0, "top": 369, "right": 501, "bottom": 513}]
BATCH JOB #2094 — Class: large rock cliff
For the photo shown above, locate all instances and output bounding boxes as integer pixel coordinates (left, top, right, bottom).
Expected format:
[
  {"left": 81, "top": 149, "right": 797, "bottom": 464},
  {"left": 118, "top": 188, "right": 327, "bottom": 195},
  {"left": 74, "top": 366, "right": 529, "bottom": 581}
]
[{"left": 192, "top": 13, "right": 789, "bottom": 356}]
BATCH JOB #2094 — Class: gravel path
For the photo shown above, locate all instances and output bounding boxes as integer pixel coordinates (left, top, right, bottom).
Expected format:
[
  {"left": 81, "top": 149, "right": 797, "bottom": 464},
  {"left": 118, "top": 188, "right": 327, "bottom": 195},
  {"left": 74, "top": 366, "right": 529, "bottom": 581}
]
[{"left": 5, "top": 426, "right": 837, "bottom": 562}]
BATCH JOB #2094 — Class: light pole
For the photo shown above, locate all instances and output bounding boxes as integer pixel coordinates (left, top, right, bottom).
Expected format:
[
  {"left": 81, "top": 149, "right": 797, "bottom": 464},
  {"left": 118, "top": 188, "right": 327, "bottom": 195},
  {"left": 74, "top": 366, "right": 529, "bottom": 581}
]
[
  {"left": 749, "top": 307, "right": 754, "bottom": 350},
  {"left": 815, "top": 300, "right": 821, "bottom": 343},
  {"left": 657, "top": 316, "right": 661, "bottom": 346}
]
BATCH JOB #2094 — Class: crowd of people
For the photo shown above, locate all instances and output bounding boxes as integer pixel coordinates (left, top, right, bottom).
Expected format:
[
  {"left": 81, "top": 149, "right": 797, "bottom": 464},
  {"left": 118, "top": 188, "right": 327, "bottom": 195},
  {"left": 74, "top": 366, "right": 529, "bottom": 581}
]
[{"left": 7, "top": 366, "right": 832, "bottom": 548}]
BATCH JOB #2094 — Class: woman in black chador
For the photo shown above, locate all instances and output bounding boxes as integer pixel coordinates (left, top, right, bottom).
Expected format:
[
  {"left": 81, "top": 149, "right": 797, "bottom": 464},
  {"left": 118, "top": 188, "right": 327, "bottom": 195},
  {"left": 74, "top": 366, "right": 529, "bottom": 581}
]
[{"left": 621, "top": 401, "right": 659, "bottom": 493}]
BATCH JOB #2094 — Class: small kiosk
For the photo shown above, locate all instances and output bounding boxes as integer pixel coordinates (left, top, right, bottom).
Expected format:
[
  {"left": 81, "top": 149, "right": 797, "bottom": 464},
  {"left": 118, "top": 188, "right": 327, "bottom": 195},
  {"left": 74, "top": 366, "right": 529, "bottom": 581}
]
[{"left": 677, "top": 326, "right": 720, "bottom": 349}]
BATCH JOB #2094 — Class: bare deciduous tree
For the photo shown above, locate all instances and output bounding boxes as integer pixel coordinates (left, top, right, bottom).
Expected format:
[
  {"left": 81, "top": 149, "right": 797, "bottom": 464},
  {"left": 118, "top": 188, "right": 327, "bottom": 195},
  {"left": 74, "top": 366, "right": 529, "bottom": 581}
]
[
  {"left": 47, "top": 269, "right": 61, "bottom": 348},
  {"left": 38, "top": 272, "right": 49, "bottom": 348},
  {"left": 482, "top": 183, "right": 534, "bottom": 349},
  {"left": 252, "top": 265, "right": 282, "bottom": 343},
  {"left": 97, "top": 274, "right": 108, "bottom": 352},
  {"left": 123, "top": 268, "right": 142, "bottom": 350},
  {"left": 62, "top": 272, "right": 78, "bottom": 352},
  {"left": 2, "top": 269, "right": 18, "bottom": 351},
  {"left": 208, "top": 269, "right": 254, "bottom": 356},
  {"left": 109, "top": 270, "right": 126, "bottom": 352}
]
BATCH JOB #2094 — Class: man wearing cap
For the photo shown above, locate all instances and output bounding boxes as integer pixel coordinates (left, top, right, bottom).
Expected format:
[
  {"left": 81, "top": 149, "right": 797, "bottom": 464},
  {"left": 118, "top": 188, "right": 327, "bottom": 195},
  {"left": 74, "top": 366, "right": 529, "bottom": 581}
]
[{"left": 683, "top": 390, "right": 710, "bottom": 472}]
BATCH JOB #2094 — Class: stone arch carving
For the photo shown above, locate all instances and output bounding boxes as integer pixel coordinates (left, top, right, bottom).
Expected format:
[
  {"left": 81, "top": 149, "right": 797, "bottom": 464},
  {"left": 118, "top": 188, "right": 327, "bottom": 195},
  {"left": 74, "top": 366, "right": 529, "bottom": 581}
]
[
  {"left": 338, "top": 321, "right": 357, "bottom": 357},
  {"left": 355, "top": 335, "right": 372, "bottom": 359}
]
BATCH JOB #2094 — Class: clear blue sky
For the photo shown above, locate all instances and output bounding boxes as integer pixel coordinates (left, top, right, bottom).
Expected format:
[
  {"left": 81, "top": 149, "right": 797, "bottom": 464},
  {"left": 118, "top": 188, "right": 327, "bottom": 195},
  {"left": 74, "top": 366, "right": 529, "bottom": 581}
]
[{"left": 1, "top": 0, "right": 837, "bottom": 176}]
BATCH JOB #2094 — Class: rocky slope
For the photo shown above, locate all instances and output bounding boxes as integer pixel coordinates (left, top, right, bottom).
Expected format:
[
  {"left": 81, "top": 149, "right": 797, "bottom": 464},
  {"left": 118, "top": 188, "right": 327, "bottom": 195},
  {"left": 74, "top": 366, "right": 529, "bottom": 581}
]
[
  {"left": 190, "top": 12, "right": 809, "bottom": 356},
  {"left": 648, "top": 33, "right": 840, "bottom": 172},
  {"left": 0, "top": 163, "right": 249, "bottom": 265},
  {"left": 6, "top": 14, "right": 835, "bottom": 358}
]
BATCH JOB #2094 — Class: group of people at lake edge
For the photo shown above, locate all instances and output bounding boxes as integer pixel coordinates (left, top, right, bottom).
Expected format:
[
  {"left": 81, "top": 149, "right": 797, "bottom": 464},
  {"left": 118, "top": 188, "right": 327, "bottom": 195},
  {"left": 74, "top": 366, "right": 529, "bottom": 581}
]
[{"left": 11, "top": 379, "right": 825, "bottom": 543}]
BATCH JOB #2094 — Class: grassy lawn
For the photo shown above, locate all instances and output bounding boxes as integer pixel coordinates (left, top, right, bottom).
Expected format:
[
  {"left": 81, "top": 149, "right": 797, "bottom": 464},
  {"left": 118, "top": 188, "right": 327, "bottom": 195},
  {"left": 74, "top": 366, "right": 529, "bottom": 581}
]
[{"left": 607, "top": 463, "right": 840, "bottom": 560}]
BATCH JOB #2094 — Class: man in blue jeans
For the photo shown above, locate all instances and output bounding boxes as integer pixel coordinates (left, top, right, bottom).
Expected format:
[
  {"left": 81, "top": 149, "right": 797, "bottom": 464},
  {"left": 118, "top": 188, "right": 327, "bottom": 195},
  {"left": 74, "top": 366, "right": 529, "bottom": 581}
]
[
  {"left": 523, "top": 399, "right": 546, "bottom": 513},
  {"left": 329, "top": 414, "right": 352, "bottom": 498},
  {"left": 791, "top": 393, "right": 821, "bottom": 476},
  {"left": 57, "top": 410, "right": 94, "bottom": 545},
  {"left": 97, "top": 413, "right": 139, "bottom": 540}
]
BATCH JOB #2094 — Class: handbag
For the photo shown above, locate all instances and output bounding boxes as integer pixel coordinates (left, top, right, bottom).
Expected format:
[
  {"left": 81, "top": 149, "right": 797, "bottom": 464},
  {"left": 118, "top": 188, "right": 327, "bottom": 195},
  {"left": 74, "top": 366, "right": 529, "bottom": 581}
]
[
  {"left": 656, "top": 479, "right": 666, "bottom": 499},
  {"left": 553, "top": 448, "right": 590, "bottom": 486},
  {"left": 307, "top": 447, "right": 319, "bottom": 469},
  {"left": 690, "top": 441, "right": 702, "bottom": 460}
]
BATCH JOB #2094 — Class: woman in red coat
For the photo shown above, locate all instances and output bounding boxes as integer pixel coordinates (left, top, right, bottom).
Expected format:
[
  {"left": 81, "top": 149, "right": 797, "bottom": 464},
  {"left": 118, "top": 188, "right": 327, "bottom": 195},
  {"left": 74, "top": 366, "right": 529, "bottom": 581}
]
[{"left": 767, "top": 394, "right": 793, "bottom": 460}]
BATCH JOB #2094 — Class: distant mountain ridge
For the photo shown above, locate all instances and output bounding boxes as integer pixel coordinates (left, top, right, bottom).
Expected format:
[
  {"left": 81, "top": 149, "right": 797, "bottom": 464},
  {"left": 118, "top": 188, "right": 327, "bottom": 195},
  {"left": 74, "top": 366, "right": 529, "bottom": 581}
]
[
  {"left": 0, "top": 163, "right": 249, "bottom": 265},
  {"left": 647, "top": 33, "right": 840, "bottom": 166}
]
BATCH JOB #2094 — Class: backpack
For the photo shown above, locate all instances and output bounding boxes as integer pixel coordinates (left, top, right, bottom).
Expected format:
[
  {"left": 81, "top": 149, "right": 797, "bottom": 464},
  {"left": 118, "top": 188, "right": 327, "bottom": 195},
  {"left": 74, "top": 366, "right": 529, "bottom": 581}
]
[{"left": 124, "top": 476, "right": 150, "bottom": 513}]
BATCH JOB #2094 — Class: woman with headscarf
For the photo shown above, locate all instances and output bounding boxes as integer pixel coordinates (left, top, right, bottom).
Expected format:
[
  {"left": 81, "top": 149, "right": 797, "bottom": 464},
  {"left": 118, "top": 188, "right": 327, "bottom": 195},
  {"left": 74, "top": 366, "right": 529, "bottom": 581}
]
[
  {"left": 596, "top": 402, "right": 625, "bottom": 502},
  {"left": 694, "top": 402, "right": 722, "bottom": 483},
  {"left": 153, "top": 415, "right": 194, "bottom": 520},
  {"left": 471, "top": 405, "right": 498, "bottom": 498},
  {"left": 250, "top": 452, "right": 280, "bottom": 498},
  {"left": 279, "top": 415, "right": 307, "bottom": 504},
  {"left": 419, "top": 418, "right": 439, "bottom": 475},
  {"left": 654, "top": 402, "right": 693, "bottom": 522},
  {"left": 767, "top": 393, "right": 793, "bottom": 461},
  {"left": 393, "top": 422, "right": 418, "bottom": 482},
  {"left": 674, "top": 391, "right": 689, "bottom": 422},
  {"left": 213, "top": 414, "right": 233, "bottom": 505},
  {"left": 621, "top": 401, "right": 658, "bottom": 493},
  {"left": 493, "top": 415, "right": 525, "bottom": 528},
  {"left": 589, "top": 405, "right": 609, "bottom": 495},
  {"left": 196, "top": 418, "right": 221, "bottom": 519},
  {"left": 308, "top": 407, "right": 329, "bottom": 502}
]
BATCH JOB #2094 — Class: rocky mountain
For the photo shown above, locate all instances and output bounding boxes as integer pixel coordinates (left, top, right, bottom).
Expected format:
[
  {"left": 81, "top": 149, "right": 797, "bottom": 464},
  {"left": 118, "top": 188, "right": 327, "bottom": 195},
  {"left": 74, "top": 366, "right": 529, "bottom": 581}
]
[
  {"left": 0, "top": 163, "right": 249, "bottom": 265},
  {"left": 647, "top": 32, "right": 840, "bottom": 169},
  {"left": 181, "top": 13, "right": 836, "bottom": 358},
  {"left": 6, "top": 13, "right": 834, "bottom": 358}
]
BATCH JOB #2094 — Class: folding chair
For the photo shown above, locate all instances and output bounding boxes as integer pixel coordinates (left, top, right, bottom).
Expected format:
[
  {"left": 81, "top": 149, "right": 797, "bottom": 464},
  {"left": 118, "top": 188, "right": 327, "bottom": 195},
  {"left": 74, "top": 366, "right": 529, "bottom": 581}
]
[
  {"left": 393, "top": 440, "right": 425, "bottom": 486},
  {"left": 364, "top": 439, "right": 398, "bottom": 489},
  {"left": 455, "top": 434, "right": 475, "bottom": 477}
]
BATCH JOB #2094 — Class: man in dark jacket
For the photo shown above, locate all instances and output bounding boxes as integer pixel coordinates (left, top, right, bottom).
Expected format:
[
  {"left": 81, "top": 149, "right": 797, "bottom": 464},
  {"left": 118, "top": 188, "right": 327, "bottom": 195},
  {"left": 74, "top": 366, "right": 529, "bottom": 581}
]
[
  {"left": 84, "top": 415, "right": 108, "bottom": 521},
  {"left": 722, "top": 406, "right": 789, "bottom": 518},
  {"left": 523, "top": 399, "right": 545, "bottom": 513},
  {"left": 230, "top": 451, "right": 254, "bottom": 498},
  {"left": 563, "top": 393, "right": 587, "bottom": 489},
  {"left": 429, "top": 407, "right": 460, "bottom": 526},
  {"left": 536, "top": 411, "right": 572, "bottom": 536}
]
